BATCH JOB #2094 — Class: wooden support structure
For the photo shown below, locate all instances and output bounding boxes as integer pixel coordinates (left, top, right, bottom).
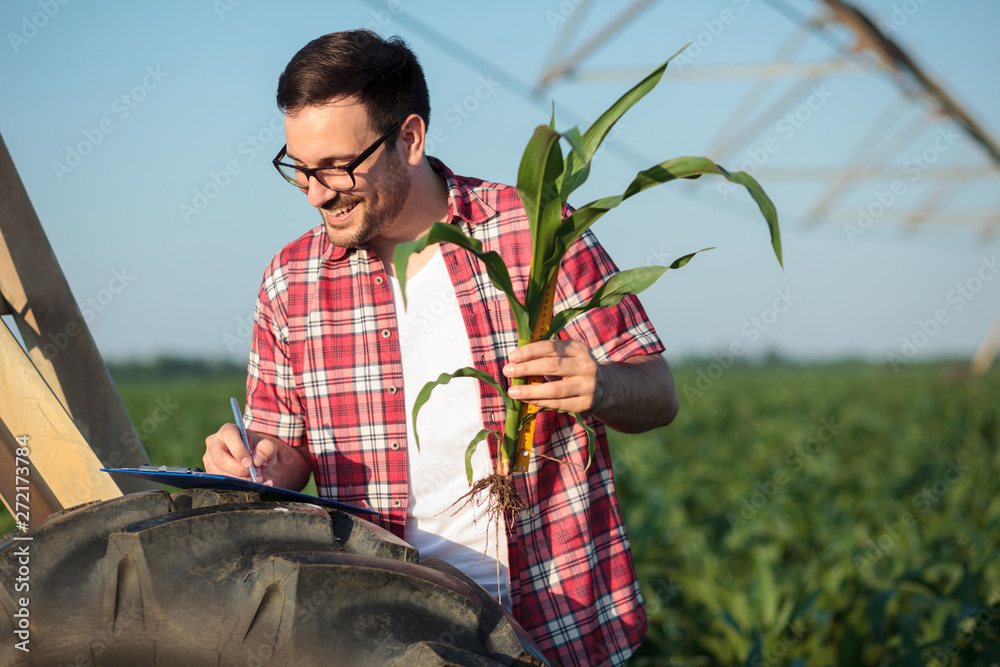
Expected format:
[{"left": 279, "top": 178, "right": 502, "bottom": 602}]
[
  {"left": 0, "top": 131, "right": 155, "bottom": 526},
  {"left": 0, "top": 324, "right": 124, "bottom": 528}
]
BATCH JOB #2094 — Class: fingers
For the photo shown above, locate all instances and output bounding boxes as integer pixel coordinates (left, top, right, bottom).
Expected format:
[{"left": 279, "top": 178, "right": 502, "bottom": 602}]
[
  {"left": 203, "top": 423, "right": 259, "bottom": 479},
  {"left": 503, "top": 340, "right": 599, "bottom": 413},
  {"left": 503, "top": 340, "right": 596, "bottom": 380},
  {"left": 506, "top": 339, "right": 575, "bottom": 364},
  {"left": 507, "top": 379, "right": 597, "bottom": 413},
  {"left": 251, "top": 437, "right": 278, "bottom": 486}
]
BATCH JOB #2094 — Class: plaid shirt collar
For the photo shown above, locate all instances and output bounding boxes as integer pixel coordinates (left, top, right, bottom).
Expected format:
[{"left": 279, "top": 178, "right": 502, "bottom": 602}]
[{"left": 322, "top": 156, "right": 496, "bottom": 263}]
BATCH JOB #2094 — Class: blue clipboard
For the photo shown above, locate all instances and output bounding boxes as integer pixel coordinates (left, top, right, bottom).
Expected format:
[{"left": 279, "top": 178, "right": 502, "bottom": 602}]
[{"left": 101, "top": 466, "right": 380, "bottom": 517}]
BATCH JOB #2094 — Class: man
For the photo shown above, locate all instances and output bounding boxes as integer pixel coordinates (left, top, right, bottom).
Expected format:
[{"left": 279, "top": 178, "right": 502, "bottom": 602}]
[{"left": 204, "top": 30, "right": 678, "bottom": 666}]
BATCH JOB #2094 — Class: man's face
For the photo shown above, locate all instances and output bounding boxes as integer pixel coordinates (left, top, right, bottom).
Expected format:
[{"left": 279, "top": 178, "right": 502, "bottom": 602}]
[{"left": 283, "top": 97, "right": 410, "bottom": 249}]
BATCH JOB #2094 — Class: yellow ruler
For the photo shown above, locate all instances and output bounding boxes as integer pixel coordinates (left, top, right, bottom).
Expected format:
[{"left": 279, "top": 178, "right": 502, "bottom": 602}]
[{"left": 511, "top": 270, "right": 559, "bottom": 473}]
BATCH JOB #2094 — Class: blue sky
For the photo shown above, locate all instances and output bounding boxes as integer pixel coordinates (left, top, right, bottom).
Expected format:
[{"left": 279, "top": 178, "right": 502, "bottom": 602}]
[{"left": 1, "top": 0, "right": 998, "bottom": 367}]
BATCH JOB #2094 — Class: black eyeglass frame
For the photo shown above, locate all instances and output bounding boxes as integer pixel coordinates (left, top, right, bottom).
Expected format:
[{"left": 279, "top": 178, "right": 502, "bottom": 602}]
[{"left": 272, "top": 121, "right": 402, "bottom": 191}]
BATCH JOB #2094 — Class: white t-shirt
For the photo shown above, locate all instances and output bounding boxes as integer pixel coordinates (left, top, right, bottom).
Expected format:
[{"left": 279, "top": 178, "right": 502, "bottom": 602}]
[{"left": 389, "top": 249, "right": 511, "bottom": 608}]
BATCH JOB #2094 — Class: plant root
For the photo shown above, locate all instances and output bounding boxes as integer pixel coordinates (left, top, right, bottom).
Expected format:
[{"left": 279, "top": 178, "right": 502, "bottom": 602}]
[
  {"left": 447, "top": 472, "right": 532, "bottom": 607},
  {"left": 448, "top": 471, "right": 529, "bottom": 523}
]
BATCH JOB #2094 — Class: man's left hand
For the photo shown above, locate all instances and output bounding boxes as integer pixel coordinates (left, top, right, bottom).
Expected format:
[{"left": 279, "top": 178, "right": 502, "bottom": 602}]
[
  {"left": 503, "top": 342, "right": 679, "bottom": 433},
  {"left": 502, "top": 339, "right": 605, "bottom": 415}
]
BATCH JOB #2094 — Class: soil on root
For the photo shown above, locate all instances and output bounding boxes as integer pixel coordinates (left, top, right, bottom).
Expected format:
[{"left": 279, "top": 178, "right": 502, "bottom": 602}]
[
  {"left": 449, "top": 471, "right": 528, "bottom": 524},
  {"left": 448, "top": 472, "right": 531, "bottom": 604}
]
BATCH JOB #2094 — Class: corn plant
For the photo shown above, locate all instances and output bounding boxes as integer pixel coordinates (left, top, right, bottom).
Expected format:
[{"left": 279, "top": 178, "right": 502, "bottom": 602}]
[{"left": 392, "top": 47, "right": 782, "bottom": 516}]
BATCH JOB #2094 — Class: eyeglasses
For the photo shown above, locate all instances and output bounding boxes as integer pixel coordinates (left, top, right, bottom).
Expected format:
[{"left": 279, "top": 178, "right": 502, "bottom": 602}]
[{"left": 272, "top": 122, "right": 402, "bottom": 191}]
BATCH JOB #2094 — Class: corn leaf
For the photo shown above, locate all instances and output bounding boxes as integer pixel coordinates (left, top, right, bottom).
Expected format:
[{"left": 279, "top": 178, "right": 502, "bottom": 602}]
[
  {"left": 556, "top": 126, "right": 588, "bottom": 201},
  {"left": 552, "top": 157, "right": 782, "bottom": 272},
  {"left": 524, "top": 198, "right": 565, "bottom": 335},
  {"left": 516, "top": 125, "right": 566, "bottom": 334},
  {"left": 544, "top": 250, "right": 710, "bottom": 339},
  {"left": 545, "top": 266, "right": 665, "bottom": 340},
  {"left": 392, "top": 222, "right": 530, "bottom": 337},
  {"left": 755, "top": 550, "right": 778, "bottom": 627},
  {"left": 515, "top": 124, "right": 564, "bottom": 242},
  {"left": 558, "top": 44, "right": 688, "bottom": 201},
  {"left": 464, "top": 429, "right": 501, "bottom": 484},
  {"left": 571, "top": 410, "right": 597, "bottom": 470},
  {"left": 410, "top": 366, "right": 513, "bottom": 452}
]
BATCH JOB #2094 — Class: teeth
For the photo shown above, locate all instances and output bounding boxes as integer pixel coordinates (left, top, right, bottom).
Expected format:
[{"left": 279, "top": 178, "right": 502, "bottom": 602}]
[{"left": 328, "top": 202, "right": 357, "bottom": 217}]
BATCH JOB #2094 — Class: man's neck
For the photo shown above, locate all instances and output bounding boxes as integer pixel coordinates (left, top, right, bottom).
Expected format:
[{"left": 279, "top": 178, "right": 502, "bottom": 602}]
[{"left": 369, "top": 160, "right": 450, "bottom": 279}]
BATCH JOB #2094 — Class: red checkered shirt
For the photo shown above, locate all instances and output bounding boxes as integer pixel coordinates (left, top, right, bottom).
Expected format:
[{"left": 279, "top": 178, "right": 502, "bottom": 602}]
[{"left": 245, "top": 158, "right": 665, "bottom": 666}]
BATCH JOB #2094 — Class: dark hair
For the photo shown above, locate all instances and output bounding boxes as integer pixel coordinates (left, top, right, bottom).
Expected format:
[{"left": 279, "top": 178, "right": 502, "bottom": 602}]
[{"left": 276, "top": 30, "right": 430, "bottom": 136}]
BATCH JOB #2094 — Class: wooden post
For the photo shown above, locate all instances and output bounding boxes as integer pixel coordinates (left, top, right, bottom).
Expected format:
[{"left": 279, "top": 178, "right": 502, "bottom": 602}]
[
  {"left": 0, "top": 131, "right": 156, "bottom": 518},
  {"left": 0, "top": 324, "right": 125, "bottom": 527}
]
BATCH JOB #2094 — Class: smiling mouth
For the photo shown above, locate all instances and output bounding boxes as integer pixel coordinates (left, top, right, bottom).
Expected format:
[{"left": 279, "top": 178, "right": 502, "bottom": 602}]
[{"left": 323, "top": 200, "right": 359, "bottom": 222}]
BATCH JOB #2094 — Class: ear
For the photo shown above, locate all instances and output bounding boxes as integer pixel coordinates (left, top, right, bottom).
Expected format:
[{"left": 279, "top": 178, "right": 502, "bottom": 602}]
[{"left": 396, "top": 113, "right": 426, "bottom": 167}]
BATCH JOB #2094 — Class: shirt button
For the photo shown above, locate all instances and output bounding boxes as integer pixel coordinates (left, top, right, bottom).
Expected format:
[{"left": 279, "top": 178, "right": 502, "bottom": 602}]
[
  {"left": 381, "top": 329, "right": 391, "bottom": 339},
  {"left": 393, "top": 500, "right": 402, "bottom": 508},
  {"left": 375, "top": 276, "right": 384, "bottom": 285},
  {"left": 390, "top": 440, "right": 400, "bottom": 450},
  {"left": 388, "top": 385, "right": 398, "bottom": 394}
]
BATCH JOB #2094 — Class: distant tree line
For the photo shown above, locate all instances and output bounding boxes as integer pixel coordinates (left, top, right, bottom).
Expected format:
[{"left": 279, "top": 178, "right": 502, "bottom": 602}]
[{"left": 107, "top": 356, "right": 246, "bottom": 384}]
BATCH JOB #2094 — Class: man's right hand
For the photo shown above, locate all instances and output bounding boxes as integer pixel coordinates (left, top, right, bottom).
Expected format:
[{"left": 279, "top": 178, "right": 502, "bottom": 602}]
[{"left": 203, "top": 424, "right": 312, "bottom": 491}]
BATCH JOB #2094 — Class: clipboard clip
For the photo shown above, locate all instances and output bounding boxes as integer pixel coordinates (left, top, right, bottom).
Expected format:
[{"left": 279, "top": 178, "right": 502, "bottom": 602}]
[{"left": 138, "top": 464, "right": 205, "bottom": 474}]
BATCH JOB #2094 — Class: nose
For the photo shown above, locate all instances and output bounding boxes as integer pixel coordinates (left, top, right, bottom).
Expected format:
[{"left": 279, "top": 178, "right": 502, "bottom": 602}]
[{"left": 305, "top": 175, "right": 336, "bottom": 209}]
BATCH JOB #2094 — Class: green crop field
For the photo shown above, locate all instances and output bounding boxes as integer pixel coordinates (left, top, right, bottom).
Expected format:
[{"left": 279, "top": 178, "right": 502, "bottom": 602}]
[
  {"left": 617, "top": 362, "right": 999, "bottom": 666},
  {"left": 3, "top": 360, "right": 998, "bottom": 665}
]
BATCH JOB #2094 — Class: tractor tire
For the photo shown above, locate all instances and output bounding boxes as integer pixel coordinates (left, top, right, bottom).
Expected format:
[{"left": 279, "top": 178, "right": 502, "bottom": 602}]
[{"left": 0, "top": 489, "right": 550, "bottom": 667}]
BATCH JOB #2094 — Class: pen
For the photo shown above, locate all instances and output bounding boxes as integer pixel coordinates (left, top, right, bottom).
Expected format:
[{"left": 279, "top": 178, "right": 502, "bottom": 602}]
[{"left": 230, "top": 397, "right": 257, "bottom": 483}]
